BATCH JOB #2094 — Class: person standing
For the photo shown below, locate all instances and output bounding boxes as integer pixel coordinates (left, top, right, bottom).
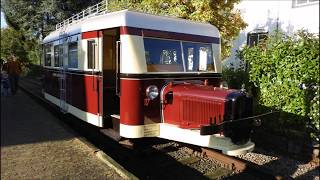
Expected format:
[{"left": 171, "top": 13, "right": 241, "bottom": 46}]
[{"left": 6, "top": 55, "right": 22, "bottom": 95}]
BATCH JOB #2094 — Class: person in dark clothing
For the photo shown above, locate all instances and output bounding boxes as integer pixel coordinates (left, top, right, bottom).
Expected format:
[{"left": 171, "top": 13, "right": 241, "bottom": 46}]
[{"left": 4, "top": 55, "right": 22, "bottom": 95}]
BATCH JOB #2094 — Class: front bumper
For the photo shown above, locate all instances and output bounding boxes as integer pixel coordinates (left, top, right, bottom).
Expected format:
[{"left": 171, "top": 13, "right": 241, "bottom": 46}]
[{"left": 158, "top": 123, "right": 255, "bottom": 156}]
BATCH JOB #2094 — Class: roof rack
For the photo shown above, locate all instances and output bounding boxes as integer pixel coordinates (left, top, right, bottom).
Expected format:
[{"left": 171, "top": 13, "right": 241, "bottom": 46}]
[{"left": 55, "top": 0, "right": 108, "bottom": 30}]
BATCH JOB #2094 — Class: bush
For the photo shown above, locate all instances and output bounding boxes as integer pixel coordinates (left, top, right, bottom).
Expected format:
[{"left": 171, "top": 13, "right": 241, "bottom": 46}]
[{"left": 241, "top": 30, "right": 319, "bottom": 141}]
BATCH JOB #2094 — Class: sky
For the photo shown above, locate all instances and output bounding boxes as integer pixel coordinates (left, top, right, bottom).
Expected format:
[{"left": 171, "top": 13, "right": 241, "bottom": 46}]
[{"left": 1, "top": 11, "right": 8, "bottom": 28}]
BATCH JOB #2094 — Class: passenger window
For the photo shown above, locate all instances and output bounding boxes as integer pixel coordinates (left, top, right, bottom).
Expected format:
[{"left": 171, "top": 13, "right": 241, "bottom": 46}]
[
  {"left": 68, "top": 42, "right": 78, "bottom": 68},
  {"left": 44, "top": 44, "right": 52, "bottom": 66},
  {"left": 54, "top": 45, "right": 63, "bottom": 67},
  {"left": 87, "top": 40, "right": 96, "bottom": 69}
]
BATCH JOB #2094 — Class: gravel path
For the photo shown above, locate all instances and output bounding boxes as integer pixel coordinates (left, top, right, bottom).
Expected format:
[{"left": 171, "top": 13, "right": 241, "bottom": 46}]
[{"left": 1, "top": 91, "right": 123, "bottom": 180}]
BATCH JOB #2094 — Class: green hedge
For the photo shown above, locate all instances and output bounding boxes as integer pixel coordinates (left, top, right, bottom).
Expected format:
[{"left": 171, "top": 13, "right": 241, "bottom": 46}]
[{"left": 227, "top": 30, "right": 319, "bottom": 141}]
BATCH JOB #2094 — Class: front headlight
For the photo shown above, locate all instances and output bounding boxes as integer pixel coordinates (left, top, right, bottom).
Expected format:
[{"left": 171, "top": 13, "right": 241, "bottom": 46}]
[
  {"left": 146, "top": 85, "right": 159, "bottom": 100},
  {"left": 220, "top": 81, "right": 229, "bottom": 89}
]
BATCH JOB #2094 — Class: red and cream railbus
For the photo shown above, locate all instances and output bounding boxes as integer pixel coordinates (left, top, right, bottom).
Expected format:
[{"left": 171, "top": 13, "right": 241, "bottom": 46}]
[{"left": 42, "top": 8, "right": 256, "bottom": 156}]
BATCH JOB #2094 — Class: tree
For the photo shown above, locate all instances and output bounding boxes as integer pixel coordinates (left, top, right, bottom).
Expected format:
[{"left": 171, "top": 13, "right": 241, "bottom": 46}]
[
  {"left": 0, "top": 27, "right": 39, "bottom": 64},
  {"left": 1, "top": 0, "right": 100, "bottom": 39},
  {"left": 108, "top": 0, "right": 247, "bottom": 59},
  {"left": 1, "top": 28, "right": 26, "bottom": 61}
]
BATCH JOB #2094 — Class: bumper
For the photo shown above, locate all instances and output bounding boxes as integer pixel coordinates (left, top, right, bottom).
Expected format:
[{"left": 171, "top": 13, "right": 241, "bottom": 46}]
[
  {"left": 120, "top": 123, "right": 255, "bottom": 156},
  {"left": 158, "top": 123, "right": 254, "bottom": 156}
]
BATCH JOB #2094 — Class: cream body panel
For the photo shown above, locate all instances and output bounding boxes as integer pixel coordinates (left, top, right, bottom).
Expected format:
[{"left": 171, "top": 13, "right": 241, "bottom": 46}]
[
  {"left": 120, "top": 35, "right": 147, "bottom": 74},
  {"left": 212, "top": 43, "right": 222, "bottom": 73},
  {"left": 80, "top": 37, "right": 103, "bottom": 72},
  {"left": 44, "top": 92, "right": 103, "bottom": 127}
]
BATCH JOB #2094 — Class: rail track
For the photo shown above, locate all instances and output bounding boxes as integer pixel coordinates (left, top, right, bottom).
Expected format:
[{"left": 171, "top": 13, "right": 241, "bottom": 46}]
[{"left": 19, "top": 78, "right": 286, "bottom": 179}]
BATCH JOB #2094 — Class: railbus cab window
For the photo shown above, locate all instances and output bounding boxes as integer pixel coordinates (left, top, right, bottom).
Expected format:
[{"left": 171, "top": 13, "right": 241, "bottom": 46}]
[
  {"left": 182, "top": 42, "right": 214, "bottom": 72},
  {"left": 54, "top": 45, "right": 63, "bottom": 67},
  {"left": 44, "top": 44, "right": 52, "bottom": 66},
  {"left": 68, "top": 42, "right": 78, "bottom": 68},
  {"left": 143, "top": 38, "right": 215, "bottom": 72},
  {"left": 144, "top": 38, "right": 183, "bottom": 72},
  {"left": 87, "top": 40, "right": 96, "bottom": 69}
]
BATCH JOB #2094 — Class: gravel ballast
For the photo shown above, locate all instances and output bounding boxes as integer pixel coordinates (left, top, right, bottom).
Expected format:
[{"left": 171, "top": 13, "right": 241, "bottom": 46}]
[{"left": 238, "top": 147, "right": 319, "bottom": 179}]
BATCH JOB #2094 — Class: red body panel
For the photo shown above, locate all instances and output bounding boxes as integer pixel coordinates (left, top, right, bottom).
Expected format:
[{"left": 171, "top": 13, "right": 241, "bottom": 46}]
[
  {"left": 43, "top": 68, "right": 101, "bottom": 115},
  {"left": 120, "top": 79, "right": 144, "bottom": 125},
  {"left": 119, "top": 26, "right": 219, "bottom": 43},
  {"left": 82, "top": 30, "right": 103, "bottom": 39},
  {"left": 162, "top": 83, "right": 237, "bottom": 128},
  {"left": 119, "top": 76, "right": 222, "bottom": 126}
]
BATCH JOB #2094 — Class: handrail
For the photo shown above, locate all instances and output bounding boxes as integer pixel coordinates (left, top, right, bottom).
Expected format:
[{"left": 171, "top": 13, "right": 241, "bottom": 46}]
[{"left": 55, "top": 0, "right": 108, "bottom": 30}]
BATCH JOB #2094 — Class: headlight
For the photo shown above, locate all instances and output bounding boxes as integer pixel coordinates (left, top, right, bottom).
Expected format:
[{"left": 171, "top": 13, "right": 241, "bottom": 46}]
[
  {"left": 220, "top": 81, "right": 229, "bottom": 89},
  {"left": 146, "top": 85, "right": 159, "bottom": 100}
]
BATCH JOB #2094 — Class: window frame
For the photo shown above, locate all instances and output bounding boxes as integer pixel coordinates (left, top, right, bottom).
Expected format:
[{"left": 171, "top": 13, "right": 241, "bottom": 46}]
[
  {"left": 143, "top": 37, "right": 216, "bottom": 73},
  {"left": 87, "top": 40, "right": 96, "bottom": 69},
  {"left": 68, "top": 41, "right": 78, "bottom": 69},
  {"left": 54, "top": 44, "right": 63, "bottom": 67},
  {"left": 44, "top": 44, "right": 52, "bottom": 67},
  {"left": 182, "top": 41, "right": 215, "bottom": 72},
  {"left": 292, "top": 0, "right": 319, "bottom": 8},
  {"left": 247, "top": 31, "right": 268, "bottom": 47}
]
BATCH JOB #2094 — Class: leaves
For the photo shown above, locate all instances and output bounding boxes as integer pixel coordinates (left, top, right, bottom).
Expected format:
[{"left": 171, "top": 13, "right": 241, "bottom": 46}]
[
  {"left": 1, "top": 0, "right": 100, "bottom": 38},
  {"left": 241, "top": 30, "right": 320, "bottom": 140}
]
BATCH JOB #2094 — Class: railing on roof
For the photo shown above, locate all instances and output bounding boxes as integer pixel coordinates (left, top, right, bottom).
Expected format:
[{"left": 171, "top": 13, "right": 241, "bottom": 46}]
[{"left": 55, "top": 0, "right": 108, "bottom": 30}]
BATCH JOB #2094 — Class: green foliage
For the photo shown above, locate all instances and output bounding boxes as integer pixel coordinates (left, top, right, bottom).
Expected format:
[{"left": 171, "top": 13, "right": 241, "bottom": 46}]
[
  {"left": 222, "top": 64, "right": 249, "bottom": 89},
  {"left": 108, "top": 0, "right": 247, "bottom": 59},
  {"left": 241, "top": 30, "right": 320, "bottom": 141},
  {"left": 0, "top": 27, "right": 40, "bottom": 64},
  {"left": 1, "top": 0, "right": 100, "bottom": 38}
]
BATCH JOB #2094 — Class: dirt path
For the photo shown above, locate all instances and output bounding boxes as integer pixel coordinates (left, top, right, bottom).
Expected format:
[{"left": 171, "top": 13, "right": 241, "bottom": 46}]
[{"left": 1, "top": 91, "right": 123, "bottom": 179}]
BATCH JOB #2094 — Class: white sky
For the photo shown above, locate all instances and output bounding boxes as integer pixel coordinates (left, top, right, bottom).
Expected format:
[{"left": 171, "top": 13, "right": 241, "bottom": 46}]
[{"left": 1, "top": 11, "right": 8, "bottom": 28}]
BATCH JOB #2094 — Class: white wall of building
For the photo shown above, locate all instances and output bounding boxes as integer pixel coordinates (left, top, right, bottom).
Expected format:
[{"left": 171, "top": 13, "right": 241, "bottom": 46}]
[{"left": 223, "top": 0, "right": 319, "bottom": 69}]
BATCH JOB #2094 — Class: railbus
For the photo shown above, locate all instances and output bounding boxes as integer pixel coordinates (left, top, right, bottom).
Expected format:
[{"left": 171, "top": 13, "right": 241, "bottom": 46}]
[{"left": 42, "top": 2, "right": 258, "bottom": 156}]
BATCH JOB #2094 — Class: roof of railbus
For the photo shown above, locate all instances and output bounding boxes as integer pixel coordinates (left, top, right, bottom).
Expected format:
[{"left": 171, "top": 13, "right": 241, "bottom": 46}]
[{"left": 43, "top": 9, "right": 220, "bottom": 43}]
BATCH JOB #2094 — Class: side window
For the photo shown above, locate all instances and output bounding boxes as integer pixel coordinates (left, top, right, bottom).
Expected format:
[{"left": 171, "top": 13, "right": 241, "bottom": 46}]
[
  {"left": 87, "top": 40, "right": 96, "bottom": 69},
  {"left": 247, "top": 32, "right": 268, "bottom": 47},
  {"left": 44, "top": 44, "right": 52, "bottom": 66},
  {"left": 54, "top": 45, "right": 63, "bottom": 67},
  {"left": 68, "top": 42, "right": 78, "bottom": 68}
]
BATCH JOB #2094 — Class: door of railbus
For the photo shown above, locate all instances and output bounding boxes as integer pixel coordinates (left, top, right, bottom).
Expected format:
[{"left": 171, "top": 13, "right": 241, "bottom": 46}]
[{"left": 102, "top": 28, "right": 120, "bottom": 125}]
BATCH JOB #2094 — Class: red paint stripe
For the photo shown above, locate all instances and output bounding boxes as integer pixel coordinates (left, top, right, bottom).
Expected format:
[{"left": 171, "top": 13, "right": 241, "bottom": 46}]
[
  {"left": 82, "top": 30, "right": 103, "bottom": 39},
  {"left": 120, "top": 26, "right": 142, "bottom": 36},
  {"left": 120, "top": 26, "right": 220, "bottom": 44}
]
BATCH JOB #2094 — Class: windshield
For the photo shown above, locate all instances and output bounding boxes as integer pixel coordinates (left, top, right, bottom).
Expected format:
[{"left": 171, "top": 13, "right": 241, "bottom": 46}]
[{"left": 144, "top": 38, "right": 215, "bottom": 73}]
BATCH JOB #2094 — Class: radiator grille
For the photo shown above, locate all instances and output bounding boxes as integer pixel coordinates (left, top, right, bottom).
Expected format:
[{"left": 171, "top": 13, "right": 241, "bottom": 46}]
[{"left": 180, "top": 97, "right": 224, "bottom": 128}]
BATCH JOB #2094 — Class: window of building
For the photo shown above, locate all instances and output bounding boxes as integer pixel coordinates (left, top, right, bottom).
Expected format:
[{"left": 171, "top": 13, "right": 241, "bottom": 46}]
[
  {"left": 54, "top": 45, "right": 63, "bottom": 67},
  {"left": 87, "top": 40, "right": 96, "bottom": 69},
  {"left": 68, "top": 42, "right": 78, "bottom": 68},
  {"left": 247, "top": 32, "right": 268, "bottom": 47},
  {"left": 44, "top": 44, "right": 52, "bottom": 66},
  {"left": 293, "top": 0, "right": 319, "bottom": 7}
]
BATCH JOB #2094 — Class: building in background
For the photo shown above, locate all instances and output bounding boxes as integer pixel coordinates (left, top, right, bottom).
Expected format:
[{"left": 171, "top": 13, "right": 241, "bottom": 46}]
[{"left": 223, "top": 0, "right": 319, "bottom": 68}]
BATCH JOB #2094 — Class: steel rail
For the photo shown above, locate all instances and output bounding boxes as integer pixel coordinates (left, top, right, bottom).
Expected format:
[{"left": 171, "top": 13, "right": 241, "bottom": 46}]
[{"left": 198, "top": 147, "right": 286, "bottom": 180}]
